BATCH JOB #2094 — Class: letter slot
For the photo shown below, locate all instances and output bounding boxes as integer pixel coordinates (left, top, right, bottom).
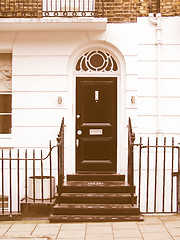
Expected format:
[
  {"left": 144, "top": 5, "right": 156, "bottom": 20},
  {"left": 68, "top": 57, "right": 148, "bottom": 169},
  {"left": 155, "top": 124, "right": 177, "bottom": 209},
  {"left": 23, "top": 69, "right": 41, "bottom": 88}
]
[{"left": 89, "top": 129, "right": 103, "bottom": 135}]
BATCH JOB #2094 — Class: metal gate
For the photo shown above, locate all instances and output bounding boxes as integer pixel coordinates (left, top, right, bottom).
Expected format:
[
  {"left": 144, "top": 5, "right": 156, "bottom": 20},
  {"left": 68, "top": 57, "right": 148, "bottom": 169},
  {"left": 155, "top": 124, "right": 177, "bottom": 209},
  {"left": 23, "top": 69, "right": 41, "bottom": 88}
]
[
  {"left": 128, "top": 118, "right": 180, "bottom": 213},
  {"left": 135, "top": 137, "right": 179, "bottom": 213}
]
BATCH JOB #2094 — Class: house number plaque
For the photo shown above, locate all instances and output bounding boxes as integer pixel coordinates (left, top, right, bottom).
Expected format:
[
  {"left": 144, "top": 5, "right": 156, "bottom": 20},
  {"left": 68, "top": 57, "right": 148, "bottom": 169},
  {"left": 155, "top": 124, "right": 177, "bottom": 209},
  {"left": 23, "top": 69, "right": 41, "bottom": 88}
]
[{"left": 89, "top": 129, "right": 103, "bottom": 135}]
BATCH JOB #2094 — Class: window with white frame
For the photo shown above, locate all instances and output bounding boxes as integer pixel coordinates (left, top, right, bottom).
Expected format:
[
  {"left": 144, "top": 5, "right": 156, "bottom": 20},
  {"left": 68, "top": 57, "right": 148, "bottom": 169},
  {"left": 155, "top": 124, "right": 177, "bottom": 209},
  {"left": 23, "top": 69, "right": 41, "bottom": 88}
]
[{"left": 0, "top": 53, "right": 12, "bottom": 134}]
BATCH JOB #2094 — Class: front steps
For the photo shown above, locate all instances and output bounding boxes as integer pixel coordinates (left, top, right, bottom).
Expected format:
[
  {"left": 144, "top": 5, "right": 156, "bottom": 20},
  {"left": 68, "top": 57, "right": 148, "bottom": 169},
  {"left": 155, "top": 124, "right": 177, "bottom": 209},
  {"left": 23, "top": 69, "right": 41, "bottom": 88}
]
[{"left": 50, "top": 174, "right": 142, "bottom": 223}]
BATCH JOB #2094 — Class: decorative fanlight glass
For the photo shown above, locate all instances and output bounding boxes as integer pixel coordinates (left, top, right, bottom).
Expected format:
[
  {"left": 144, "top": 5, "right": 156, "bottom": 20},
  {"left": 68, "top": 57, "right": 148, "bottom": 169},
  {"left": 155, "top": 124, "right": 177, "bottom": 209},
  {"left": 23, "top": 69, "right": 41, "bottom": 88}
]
[{"left": 76, "top": 50, "right": 118, "bottom": 72}]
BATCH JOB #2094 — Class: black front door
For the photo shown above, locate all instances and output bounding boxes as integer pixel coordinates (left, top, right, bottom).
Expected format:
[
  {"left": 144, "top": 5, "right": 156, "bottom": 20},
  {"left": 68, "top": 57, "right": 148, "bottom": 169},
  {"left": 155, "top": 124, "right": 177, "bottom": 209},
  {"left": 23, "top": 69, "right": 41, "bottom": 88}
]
[{"left": 76, "top": 77, "right": 117, "bottom": 173}]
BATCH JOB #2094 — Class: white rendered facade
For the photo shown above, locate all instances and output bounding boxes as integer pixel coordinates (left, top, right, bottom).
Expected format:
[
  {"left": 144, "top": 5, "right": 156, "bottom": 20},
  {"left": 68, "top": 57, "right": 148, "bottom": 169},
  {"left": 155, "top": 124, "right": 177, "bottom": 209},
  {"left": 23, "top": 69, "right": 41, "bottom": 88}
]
[{"left": 0, "top": 15, "right": 180, "bottom": 212}]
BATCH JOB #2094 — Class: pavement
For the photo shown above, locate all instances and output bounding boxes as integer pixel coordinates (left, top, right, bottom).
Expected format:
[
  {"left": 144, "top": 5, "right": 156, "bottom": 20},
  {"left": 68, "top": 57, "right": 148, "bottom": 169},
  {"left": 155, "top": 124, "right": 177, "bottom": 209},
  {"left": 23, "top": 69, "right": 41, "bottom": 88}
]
[{"left": 0, "top": 215, "right": 180, "bottom": 240}]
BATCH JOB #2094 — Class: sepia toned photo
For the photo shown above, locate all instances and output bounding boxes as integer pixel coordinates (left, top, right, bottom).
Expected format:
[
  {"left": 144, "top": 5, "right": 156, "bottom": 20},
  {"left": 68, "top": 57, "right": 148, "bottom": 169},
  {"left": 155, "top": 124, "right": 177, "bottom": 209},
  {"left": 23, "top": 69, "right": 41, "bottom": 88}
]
[{"left": 0, "top": 0, "right": 180, "bottom": 238}]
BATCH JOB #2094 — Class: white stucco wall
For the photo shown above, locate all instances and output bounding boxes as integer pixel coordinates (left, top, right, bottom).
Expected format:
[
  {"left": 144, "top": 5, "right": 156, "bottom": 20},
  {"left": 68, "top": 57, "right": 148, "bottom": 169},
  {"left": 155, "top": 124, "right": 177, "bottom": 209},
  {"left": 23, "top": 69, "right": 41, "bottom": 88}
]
[
  {"left": 0, "top": 16, "right": 179, "bottom": 175},
  {"left": 0, "top": 16, "right": 180, "bottom": 213},
  {"left": 137, "top": 17, "right": 180, "bottom": 137}
]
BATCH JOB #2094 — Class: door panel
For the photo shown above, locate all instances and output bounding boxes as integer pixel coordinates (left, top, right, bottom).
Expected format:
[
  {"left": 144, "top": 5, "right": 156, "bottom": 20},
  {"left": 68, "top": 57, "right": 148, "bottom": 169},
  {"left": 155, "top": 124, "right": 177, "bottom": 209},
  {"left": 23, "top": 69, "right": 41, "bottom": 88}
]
[{"left": 76, "top": 77, "right": 117, "bottom": 173}]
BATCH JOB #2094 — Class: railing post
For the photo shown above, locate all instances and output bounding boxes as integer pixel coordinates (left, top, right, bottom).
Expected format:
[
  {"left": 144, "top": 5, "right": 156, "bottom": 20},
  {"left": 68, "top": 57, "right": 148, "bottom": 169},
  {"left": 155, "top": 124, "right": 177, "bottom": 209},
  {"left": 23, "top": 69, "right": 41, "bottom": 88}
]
[
  {"left": 178, "top": 146, "right": 180, "bottom": 213},
  {"left": 128, "top": 117, "right": 135, "bottom": 206},
  {"left": 138, "top": 137, "right": 142, "bottom": 210},
  {"left": 57, "top": 133, "right": 61, "bottom": 198},
  {"left": 171, "top": 137, "right": 174, "bottom": 212},
  {"left": 49, "top": 140, "right": 52, "bottom": 202},
  {"left": 17, "top": 149, "right": 20, "bottom": 213},
  {"left": 154, "top": 137, "right": 158, "bottom": 213},
  {"left": 9, "top": 149, "right": 12, "bottom": 214},
  {"left": 162, "top": 137, "right": 166, "bottom": 212},
  {"left": 33, "top": 149, "right": 36, "bottom": 203},
  {"left": 131, "top": 136, "right": 135, "bottom": 206},
  {"left": 146, "top": 137, "right": 150, "bottom": 213},
  {"left": 1, "top": 149, "right": 4, "bottom": 214},
  {"left": 62, "top": 118, "right": 64, "bottom": 181},
  {"left": 41, "top": 150, "right": 44, "bottom": 202},
  {"left": 25, "top": 149, "right": 28, "bottom": 203},
  {"left": 57, "top": 118, "right": 65, "bottom": 199}
]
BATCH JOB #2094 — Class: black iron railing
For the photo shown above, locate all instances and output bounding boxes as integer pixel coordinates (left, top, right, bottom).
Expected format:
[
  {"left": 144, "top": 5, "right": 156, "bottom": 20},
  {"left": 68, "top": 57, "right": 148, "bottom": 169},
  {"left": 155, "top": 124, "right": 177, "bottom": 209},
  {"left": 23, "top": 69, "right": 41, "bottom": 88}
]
[
  {"left": 0, "top": 118, "right": 65, "bottom": 216},
  {"left": 127, "top": 118, "right": 180, "bottom": 213},
  {"left": 127, "top": 117, "right": 135, "bottom": 206},
  {"left": 137, "top": 137, "right": 180, "bottom": 213},
  {"left": 0, "top": 0, "right": 104, "bottom": 18},
  {"left": 0, "top": 142, "right": 57, "bottom": 215},
  {"left": 57, "top": 117, "right": 64, "bottom": 198}
]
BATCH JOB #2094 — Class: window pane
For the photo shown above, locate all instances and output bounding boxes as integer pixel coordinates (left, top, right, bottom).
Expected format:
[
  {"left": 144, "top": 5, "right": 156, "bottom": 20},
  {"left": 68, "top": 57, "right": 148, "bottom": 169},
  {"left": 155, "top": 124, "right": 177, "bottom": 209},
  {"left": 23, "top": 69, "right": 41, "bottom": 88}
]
[
  {"left": 0, "top": 115, "right": 11, "bottom": 134},
  {"left": 0, "top": 94, "right": 11, "bottom": 113}
]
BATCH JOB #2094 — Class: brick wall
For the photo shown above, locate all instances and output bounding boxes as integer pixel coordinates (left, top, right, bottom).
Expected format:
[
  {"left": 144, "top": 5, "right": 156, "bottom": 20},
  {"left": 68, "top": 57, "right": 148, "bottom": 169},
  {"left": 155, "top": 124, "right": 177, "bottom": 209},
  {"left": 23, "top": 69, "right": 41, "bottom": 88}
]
[
  {"left": 0, "top": 0, "right": 179, "bottom": 21},
  {"left": 98, "top": 0, "right": 180, "bottom": 23},
  {"left": 0, "top": 0, "right": 42, "bottom": 18}
]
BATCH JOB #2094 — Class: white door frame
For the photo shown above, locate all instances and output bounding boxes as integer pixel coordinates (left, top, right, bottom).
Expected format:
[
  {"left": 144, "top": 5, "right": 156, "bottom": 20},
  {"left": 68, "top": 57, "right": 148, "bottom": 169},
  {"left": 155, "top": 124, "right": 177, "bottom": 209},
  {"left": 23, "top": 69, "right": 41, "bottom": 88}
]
[{"left": 66, "top": 41, "right": 127, "bottom": 176}]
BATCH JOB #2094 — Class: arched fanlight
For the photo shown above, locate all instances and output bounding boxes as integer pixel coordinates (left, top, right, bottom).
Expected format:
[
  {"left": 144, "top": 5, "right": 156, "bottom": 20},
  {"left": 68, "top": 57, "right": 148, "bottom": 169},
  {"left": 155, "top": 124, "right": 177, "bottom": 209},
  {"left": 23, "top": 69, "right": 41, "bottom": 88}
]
[{"left": 76, "top": 50, "right": 118, "bottom": 72}]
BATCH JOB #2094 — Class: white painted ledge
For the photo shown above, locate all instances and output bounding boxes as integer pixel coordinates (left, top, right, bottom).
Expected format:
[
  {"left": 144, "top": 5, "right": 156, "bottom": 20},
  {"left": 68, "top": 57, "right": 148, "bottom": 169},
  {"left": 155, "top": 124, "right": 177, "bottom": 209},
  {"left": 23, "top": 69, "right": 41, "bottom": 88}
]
[{"left": 0, "top": 17, "right": 107, "bottom": 31}]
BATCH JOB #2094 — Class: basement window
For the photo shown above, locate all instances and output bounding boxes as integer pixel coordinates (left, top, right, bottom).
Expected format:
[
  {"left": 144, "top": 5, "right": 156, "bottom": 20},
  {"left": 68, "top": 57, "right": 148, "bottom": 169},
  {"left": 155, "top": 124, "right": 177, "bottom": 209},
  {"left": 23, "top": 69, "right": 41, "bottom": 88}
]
[{"left": 0, "top": 53, "right": 12, "bottom": 134}]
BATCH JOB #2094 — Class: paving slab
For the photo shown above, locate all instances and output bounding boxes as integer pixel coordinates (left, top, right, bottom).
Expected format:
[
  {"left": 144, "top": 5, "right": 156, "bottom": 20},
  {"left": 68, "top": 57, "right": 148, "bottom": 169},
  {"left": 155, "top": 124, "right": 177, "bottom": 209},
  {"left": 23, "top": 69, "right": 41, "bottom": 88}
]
[
  {"left": 87, "top": 222, "right": 112, "bottom": 226},
  {"left": 57, "top": 230, "right": 85, "bottom": 239},
  {"left": 7, "top": 223, "right": 36, "bottom": 232},
  {"left": 160, "top": 215, "right": 180, "bottom": 221},
  {"left": 61, "top": 223, "right": 86, "bottom": 231},
  {"left": 57, "top": 239, "right": 84, "bottom": 240},
  {"left": 0, "top": 214, "right": 180, "bottom": 240},
  {"left": 138, "top": 224, "right": 167, "bottom": 232},
  {"left": 166, "top": 227, "right": 180, "bottom": 237},
  {"left": 85, "top": 233, "right": 113, "bottom": 240},
  {"left": 4, "top": 223, "right": 36, "bottom": 237},
  {"left": 86, "top": 225, "right": 113, "bottom": 233},
  {"left": 4, "top": 231, "right": 33, "bottom": 237},
  {"left": 0, "top": 224, "right": 12, "bottom": 228},
  {"left": 113, "top": 222, "right": 138, "bottom": 229},
  {"left": 0, "top": 225, "right": 12, "bottom": 236},
  {"left": 114, "top": 229, "right": 142, "bottom": 238},
  {"left": 142, "top": 232, "right": 173, "bottom": 240},
  {"left": 32, "top": 223, "right": 61, "bottom": 238},
  {"left": 138, "top": 216, "right": 162, "bottom": 224},
  {"left": 163, "top": 221, "right": 180, "bottom": 228},
  {"left": 114, "top": 238, "right": 143, "bottom": 240},
  {"left": 0, "top": 238, "right": 48, "bottom": 240}
]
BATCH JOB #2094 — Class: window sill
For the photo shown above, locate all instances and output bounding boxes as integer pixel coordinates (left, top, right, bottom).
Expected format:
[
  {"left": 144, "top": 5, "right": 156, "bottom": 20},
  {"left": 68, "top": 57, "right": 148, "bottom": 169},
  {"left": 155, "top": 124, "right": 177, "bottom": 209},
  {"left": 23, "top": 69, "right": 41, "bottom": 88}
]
[{"left": 0, "top": 134, "right": 12, "bottom": 139}]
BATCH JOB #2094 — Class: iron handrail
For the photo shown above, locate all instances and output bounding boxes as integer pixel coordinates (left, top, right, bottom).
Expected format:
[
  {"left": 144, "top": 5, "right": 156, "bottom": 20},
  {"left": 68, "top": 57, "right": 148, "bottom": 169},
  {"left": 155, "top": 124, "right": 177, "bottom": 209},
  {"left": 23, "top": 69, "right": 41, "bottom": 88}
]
[
  {"left": 57, "top": 117, "right": 65, "bottom": 198},
  {"left": 0, "top": 144, "right": 58, "bottom": 161},
  {"left": 127, "top": 117, "right": 135, "bottom": 206}
]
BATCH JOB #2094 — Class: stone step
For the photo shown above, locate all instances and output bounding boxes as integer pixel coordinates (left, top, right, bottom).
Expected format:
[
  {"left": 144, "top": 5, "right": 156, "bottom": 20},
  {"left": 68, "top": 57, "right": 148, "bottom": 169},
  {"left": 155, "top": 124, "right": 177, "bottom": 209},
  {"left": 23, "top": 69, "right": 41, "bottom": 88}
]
[
  {"left": 58, "top": 192, "right": 137, "bottom": 204},
  {"left": 50, "top": 214, "right": 143, "bottom": 223},
  {"left": 51, "top": 174, "right": 142, "bottom": 223},
  {"left": 53, "top": 203, "right": 140, "bottom": 215},
  {"left": 67, "top": 174, "right": 125, "bottom": 182},
  {"left": 61, "top": 181, "right": 134, "bottom": 193}
]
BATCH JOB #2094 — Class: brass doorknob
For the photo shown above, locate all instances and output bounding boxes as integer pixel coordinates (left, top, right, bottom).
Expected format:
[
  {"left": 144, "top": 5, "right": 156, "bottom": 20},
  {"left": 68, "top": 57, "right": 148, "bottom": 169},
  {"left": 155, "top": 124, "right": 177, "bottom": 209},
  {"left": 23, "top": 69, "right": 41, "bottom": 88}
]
[{"left": 77, "top": 130, "right": 82, "bottom": 135}]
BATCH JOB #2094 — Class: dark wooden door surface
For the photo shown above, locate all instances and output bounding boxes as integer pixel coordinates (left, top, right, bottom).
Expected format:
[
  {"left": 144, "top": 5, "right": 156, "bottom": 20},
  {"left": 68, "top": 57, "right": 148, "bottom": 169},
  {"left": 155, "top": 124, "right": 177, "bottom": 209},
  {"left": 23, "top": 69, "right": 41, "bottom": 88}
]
[{"left": 76, "top": 77, "right": 117, "bottom": 173}]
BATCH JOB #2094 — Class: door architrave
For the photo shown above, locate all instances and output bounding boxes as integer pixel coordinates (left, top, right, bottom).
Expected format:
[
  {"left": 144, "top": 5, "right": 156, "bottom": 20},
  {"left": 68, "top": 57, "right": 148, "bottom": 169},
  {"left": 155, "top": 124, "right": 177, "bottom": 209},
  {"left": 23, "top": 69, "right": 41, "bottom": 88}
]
[{"left": 66, "top": 42, "right": 126, "bottom": 176}]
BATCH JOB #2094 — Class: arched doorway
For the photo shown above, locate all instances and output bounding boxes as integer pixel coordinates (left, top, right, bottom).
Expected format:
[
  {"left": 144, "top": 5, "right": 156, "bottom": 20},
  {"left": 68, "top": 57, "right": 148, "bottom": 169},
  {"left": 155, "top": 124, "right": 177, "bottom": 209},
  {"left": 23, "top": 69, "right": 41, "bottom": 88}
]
[{"left": 75, "top": 50, "right": 119, "bottom": 173}]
